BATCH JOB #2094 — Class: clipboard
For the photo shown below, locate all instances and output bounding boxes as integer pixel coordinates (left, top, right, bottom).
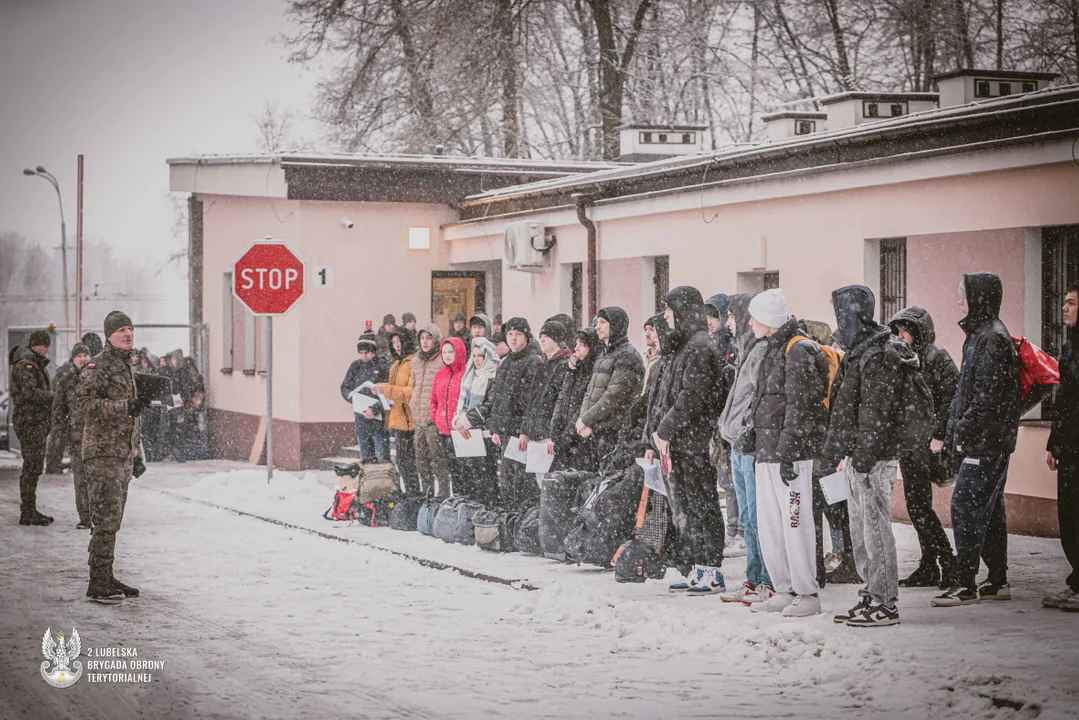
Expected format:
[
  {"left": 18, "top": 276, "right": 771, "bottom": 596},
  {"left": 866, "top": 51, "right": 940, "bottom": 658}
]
[{"left": 135, "top": 373, "right": 174, "bottom": 406}]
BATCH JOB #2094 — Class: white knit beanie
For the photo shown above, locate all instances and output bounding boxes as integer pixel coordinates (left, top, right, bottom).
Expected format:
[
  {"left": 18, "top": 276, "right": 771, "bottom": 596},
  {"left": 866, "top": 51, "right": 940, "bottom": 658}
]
[{"left": 748, "top": 288, "right": 790, "bottom": 329}]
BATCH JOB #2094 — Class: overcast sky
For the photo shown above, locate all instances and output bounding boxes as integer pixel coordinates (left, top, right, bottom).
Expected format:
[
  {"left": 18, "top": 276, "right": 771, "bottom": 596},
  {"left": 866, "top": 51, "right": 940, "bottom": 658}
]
[{"left": 0, "top": 0, "right": 321, "bottom": 307}]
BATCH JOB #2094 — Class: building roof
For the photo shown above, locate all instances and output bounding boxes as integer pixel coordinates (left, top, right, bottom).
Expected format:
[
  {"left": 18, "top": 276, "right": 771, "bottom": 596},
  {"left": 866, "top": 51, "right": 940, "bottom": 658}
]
[
  {"left": 618, "top": 123, "right": 709, "bottom": 131},
  {"left": 455, "top": 84, "right": 1079, "bottom": 219},
  {"left": 760, "top": 111, "right": 828, "bottom": 121},
  {"left": 818, "top": 91, "right": 940, "bottom": 106},
  {"left": 933, "top": 68, "right": 1060, "bottom": 82},
  {"left": 166, "top": 152, "right": 621, "bottom": 175}
]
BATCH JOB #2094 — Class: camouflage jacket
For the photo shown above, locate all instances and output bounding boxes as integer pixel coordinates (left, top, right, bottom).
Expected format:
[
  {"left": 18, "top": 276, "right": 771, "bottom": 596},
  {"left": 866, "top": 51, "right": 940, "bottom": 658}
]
[
  {"left": 10, "top": 347, "right": 52, "bottom": 432},
  {"left": 50, "top": 361, "right": 83, "bottom": 440},
  {"left": 76, "top": 343, "right": 141, "bottom": 461}
]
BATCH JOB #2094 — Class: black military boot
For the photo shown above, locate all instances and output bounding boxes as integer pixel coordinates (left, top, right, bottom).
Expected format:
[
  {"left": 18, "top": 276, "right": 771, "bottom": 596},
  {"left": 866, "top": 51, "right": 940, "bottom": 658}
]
[
  {"left": 87, "top": 565, "right": 124, "bottom": 604},
  {"left": 19, "top": 511, "right": 50, "bottom": 526},
  {"left": 109, "top": 570, "right": 139, "bottom": 598},
  {"left": 899, "top": 558, "right": 941, "bottom": 588},
  {"left": 33, "top": 510, "right": 55, "bottom": 524}
]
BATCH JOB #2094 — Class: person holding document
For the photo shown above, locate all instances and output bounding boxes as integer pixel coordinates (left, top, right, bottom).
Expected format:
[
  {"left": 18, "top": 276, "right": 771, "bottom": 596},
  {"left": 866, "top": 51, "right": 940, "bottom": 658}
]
[
  {"left": 452, "top": 338, "right": 502, "bottom": 505},
  {"left": 340, "top": 331, "right": 389, "bottom": 462}
]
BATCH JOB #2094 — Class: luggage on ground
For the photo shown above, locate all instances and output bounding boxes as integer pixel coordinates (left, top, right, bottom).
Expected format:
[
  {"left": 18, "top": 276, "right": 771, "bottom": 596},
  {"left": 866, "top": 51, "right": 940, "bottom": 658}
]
[
  {"left": 358, "top": 461, "right": 401, "bottom": 503},
  {"left": 539, "top": 471, "right": 595, "bottom": 560},
  {"left": 564, "top": 464, "right": 644, "bottom": 568},
  {"left": 514, "top": 505, "right": 542, "bottom": 556},
  {"left": 323, "top": 489, "right": 359, "bottom": 521},
  {"left": 356, "top": 499, "right": 394, "bottom": 527},
  {"left": 434, "top": 496, "right": 470, "bottom": 544},
  {"left": 613, "top": 484, "right": 669, "bottom": 582},
  {"left": 474, "top": 509, "right": 519, "bottom": 552},
  {"left": 417, "top": 495, "right": 446, "bottom": 536},
  {"left": 389, "top": 495, "right": 425, "bottom": 531},
  {"left": 454, "top": 499, "right": 486, "bottom": 545}
]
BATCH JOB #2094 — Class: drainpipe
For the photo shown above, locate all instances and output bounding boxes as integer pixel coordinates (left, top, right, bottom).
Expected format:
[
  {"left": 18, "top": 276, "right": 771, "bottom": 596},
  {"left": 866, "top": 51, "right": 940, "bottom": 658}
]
[{"left": 574, "top": 194, "right": 598, "bottom": 321}]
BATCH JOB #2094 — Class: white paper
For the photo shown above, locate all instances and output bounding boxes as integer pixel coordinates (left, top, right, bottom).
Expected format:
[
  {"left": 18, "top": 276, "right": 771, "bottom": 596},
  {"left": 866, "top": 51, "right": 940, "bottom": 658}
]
[
  {"left": 349, "top": 390, "right": 380, "bottom": 413},
  {"left": 819, "top": 471, "right": 849, "bottom": 505},
  {"left": 526, "top": 440, "right": 555, "bottom": 474},
  {"left": 451, "top": 430, "right": 487, "bottom": 458},
  {"left": 503, "top": 436, "right": 528, "bottom": 464},
  {"left": 635, "top": 457, "right": 667, "bottom": 497},
  {"left": 353, "top": 381, "right": 393, "bottom": 411}
]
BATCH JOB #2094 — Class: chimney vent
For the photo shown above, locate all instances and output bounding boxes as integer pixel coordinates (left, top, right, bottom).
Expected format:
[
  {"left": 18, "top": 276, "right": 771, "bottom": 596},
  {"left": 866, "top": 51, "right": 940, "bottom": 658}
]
[
  {"left": 760, "top": 111, "right": 827, "bottom": 140},
  {"left": 932, "top": 69, "right": 1058, "bottom": 108},
  {"left": 617, "top": 124, "right": 707, "bottom": 162},
  {"left": 820, "top": 92, "right": 939, "bottom": 130}
]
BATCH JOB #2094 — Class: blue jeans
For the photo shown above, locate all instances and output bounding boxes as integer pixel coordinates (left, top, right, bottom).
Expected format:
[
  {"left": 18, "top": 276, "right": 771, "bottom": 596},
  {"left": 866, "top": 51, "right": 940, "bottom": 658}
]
[
  {"left": 731, "top": 451, "right": 770, "bottom": 586},
  {"left": 951, "top": 453, "right": 1010, "bottom": 588},
  {"left": 353, "top": 414, "right": 389, "bottom": 462}
]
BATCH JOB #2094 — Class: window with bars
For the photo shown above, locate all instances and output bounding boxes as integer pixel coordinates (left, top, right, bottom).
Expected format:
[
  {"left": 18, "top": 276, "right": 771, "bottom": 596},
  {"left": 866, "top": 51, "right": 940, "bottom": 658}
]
[
  {"left": 654, "top": 256, "right": 670, "bottom": 312},
  {"left": 222, "top": 273, "right": 234, "bottom": 373},
  {"left": 1041, "top": 225, "right": 1079, "bottom": 419},
  {"left": 879, "top": 238, "right": 907, "bottom": 323},
  {"left": 763, "top": 272, "right": 780, "bottom": 290}
]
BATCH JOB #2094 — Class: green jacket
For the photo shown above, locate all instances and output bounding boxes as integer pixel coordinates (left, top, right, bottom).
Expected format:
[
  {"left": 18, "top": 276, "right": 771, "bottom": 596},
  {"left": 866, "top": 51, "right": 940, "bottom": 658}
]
[
  {"left": 10, "top": 347, "right": 52, "bottom": 433},
  {"left": 76, "top": 343, "right": 141, "bottom": 461},
  {"left": 50, "top": 361, "right": 83, "bottom": 439}
]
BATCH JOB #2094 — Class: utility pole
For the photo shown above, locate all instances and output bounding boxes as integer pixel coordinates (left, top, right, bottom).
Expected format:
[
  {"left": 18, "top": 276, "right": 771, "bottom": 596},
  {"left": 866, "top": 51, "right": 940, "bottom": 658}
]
[{"left": 76, "top": 155, "right": 84, "bottom": 337}]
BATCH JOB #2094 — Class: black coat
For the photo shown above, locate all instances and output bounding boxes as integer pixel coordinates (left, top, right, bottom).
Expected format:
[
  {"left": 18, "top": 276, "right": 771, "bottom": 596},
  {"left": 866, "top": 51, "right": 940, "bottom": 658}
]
[
  {"left": 524, "top": 349, "right": 571, "bottom": 439},
  {"left": 751, "top": 316, "right": 829, "bottom": 463},
  {"left": 1048, "top": 324, "right": 1078, "bottom": 460},
  {"left": 945, "top": 272, "right": 1021, "bottom": 456},
  {"left": 481, "top": 344, "right": 544, "bottom": 439},
  {"left": 550, "top": 356, "right": 598, "bottom": 471},
  {"left": 888, "top": 306, "right": 960, "bottom": 442},
  {"left": 579, "top": 308, "right": 644, "bottom": 432},
  {"left": 340, "top": 358, "right": 387, "bottom": 424}
]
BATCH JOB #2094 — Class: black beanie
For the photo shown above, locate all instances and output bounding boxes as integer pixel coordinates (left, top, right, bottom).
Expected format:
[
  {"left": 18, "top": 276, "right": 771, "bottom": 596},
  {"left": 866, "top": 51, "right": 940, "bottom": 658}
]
[
  {"left": 104, "top": 310, "right": 134, "bottom": 338},
  {"left": 503, "top": 316, "right": 532, "bottom": 340},
  {"left": 70, "top": 343, "right": 91, "bottom": 361},
  {"left": 27, "top": 330, "right": 51, "bottom": 348},
  {"left": 539, "top": 320, "right": 568, "bottom": 345},
  {"left": 402, "top": 312, "right": 416, "bottom": 324},
  {"left": 357, "top": 330, "right": 378, "bottom": 354}
]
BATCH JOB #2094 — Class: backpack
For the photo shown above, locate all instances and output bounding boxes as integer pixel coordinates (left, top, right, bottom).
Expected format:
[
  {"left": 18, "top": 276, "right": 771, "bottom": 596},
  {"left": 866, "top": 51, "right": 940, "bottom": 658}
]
[
  {"left": 434, "top": 496, "right": 470, "bottom": 544},
  {"left": 612, "top": 483, "right": 670, "bottom": 582},
  {"left": 417, "top": 495, "right": 446, "bottom": 536},
  {"left": 323, "top": 489, "right": 359, "bottom": 521},
  {"left": 539, "top": 471, "right": 595, "bottom": 560},
  {"left": 358, "top": 461, "right": 401, "bottom": 503},
  {"left": 454, "top": 500, "right": 486, "bottom": 546},
  {"left": 1014, "top": 336, "right": 1060, "bottom": 414},
  {"left": 474, "top": 509, "right": 519, "bottom": 552},
  {"left": 389, "top": 495, "right": 425, "bottom": 531},
  {"left": 356, "top": 500, "right": 394, "bottom": 527},
  {"left": 785, "top": 335, "right": 842, "bottom": 408},
  {"left": 514, "top": 506, "right": 543, "bottom": 556},
  {"left": 564, "top": 465, "right": 644, "bottom": 568}
]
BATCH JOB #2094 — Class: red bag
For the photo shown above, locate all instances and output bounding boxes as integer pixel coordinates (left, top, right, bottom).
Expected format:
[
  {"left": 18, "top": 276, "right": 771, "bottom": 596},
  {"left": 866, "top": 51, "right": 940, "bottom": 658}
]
[
  {"left": 323, "top": 489, "right": 358, "bottom": 521},
  {"left": 1013, "top": 337, "right": 1059, "bottom": 414}
]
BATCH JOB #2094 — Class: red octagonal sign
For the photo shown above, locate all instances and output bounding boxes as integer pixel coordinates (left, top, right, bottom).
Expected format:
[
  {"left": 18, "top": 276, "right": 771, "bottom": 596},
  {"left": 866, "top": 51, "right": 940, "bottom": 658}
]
[{"left": 232, "top": 240, "right": 306, "bottom": 316}]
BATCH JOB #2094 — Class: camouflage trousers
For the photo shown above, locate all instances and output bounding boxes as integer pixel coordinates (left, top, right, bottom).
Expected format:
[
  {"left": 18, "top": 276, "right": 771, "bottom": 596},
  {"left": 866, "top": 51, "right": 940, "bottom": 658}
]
[
  {"left": 84, "top": 457, "right": 133, "bottom": 582},
  {"left": 71, "top": 442, "right": 89, "bottom": 525},
  {"left": 17, "top": 427, "right": 46, "bottom": 515}
]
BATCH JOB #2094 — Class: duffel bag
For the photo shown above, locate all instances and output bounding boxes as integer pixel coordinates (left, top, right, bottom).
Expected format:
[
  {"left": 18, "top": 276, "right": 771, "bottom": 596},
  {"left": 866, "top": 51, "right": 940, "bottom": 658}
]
[
  {"left": 514, "top": 505, "right": 542, "bottom": 556},
  {"left": 612, "top": 538, "right": 665, "bottom": 583},
  {"left": 358, "top": 461, "right": 401, "bottom": 503},
  {"left": 474, "top": 509, "right": 519, "bottom": 552},
  {"left": 454, "top": 500, "right": 486, "bottom": 546},
  {"left": 417, "top": 495, "right": 446, "bottom": 536},
  {"left": 356, "top": 499, "right": 394, "bottom": 527},
  {"left": 539, "top": 471, "right": 595, "bottom": 560},
  {"left": 389, "top": 495, "right": 425, "bottom": 531},
  {"left": 434, "top": 496, "right": 469, "bottom": 544},
  {"left": 564, "top": 465, "right": 643, "bottom": 568}
]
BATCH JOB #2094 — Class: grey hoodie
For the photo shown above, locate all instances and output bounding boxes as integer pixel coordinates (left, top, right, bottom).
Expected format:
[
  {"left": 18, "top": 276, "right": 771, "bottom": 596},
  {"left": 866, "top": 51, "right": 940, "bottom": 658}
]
[
  {"left": 719, "top": 292, "right": 766, "bottom": 453},
  {"left": 410, "top": 323, "right": 444, "bottom": 427}
]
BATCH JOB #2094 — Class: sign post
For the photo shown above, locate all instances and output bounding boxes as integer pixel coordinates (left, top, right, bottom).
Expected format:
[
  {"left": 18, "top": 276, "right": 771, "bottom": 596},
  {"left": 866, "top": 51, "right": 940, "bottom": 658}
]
[{"left": 232, "top": 240, "right": 306, "bottom": 481}]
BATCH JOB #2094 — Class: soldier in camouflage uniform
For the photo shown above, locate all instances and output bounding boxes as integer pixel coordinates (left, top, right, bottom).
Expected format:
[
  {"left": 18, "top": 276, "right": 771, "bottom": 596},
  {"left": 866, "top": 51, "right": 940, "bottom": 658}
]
[
  {"left": 76, "top": 311, "right": 149, "bottom": 604},
  {"left": 11, "top": 330, "right": 55, "bottom": 525},
  {"left": 51, "top": 343, "right": 93, "bottom": 529}
]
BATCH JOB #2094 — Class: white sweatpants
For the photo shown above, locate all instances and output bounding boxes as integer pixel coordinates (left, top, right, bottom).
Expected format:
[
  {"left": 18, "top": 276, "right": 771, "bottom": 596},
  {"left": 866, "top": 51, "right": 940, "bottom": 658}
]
[{"left": 755, "top": 460, "right": 819, "bottom": 596}]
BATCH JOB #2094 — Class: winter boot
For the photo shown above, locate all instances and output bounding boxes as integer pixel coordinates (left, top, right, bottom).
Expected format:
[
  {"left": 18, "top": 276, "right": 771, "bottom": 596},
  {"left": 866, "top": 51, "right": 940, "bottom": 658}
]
[
  {"left": 76, "top": 520, "right": 92, "bottom": 530},
  {"left": 937, "top": 552, "right": 958, "bottom": 591},
  {"left": 109, "top": 570, "right": 139, "bottom": 598},
  {"left": 33, "top": 510, "right": 55, "bottom": 524},
  {"left": 19, "top": 512, "right": 51, "bottom": 526},
  {"left": 826, "top": 552, "right": 861, "bottom": 584},
  {"left": 86, "top": 580, "right": 124, "bottom": 605},
  {"left": 899, "top": 558, "right": 941, "bottom": 588}
]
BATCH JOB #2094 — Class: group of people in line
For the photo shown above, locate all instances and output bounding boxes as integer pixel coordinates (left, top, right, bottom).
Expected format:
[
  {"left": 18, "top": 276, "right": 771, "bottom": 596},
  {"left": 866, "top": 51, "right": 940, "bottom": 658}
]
[{"left": 341, "top": 274, "right": 1079, "bottom": 626}]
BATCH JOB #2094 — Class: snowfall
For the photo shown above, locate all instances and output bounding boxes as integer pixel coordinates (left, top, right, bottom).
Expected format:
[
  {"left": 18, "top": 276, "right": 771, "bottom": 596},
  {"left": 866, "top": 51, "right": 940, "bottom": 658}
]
[{"left": 1, "top": 454, "right": 1076, "bottom": 720}]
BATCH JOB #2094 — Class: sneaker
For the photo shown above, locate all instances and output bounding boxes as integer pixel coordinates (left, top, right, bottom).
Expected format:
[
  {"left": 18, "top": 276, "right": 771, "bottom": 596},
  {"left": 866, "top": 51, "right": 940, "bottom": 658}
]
[
  {"left": 751, "top": 591, "right": 795, "bottom": 613},
  {"left": 1060, "top": 595, "right": 1079, "bottom": 612},
  {"left": 724, "top": 535, "right": 747, "bottom": 558},
  {"left": 781, "top": 593, "right": 821, "bottom": 617},
  {"left": 1042, "top": 588, "right": 1078, "bottom": 609},
  {"left": 978, "top": 580, "right": 1012, "bottom": 601},
  {"left": 669, "top": 566, "right": 705, "bottom": 593},
  {"left": 834, "top": 596, "right": 871, "bottom": 624},
  {"left": 743, "top": 582, "right": 775, "bottom": 605},
  {"left": 846, "top": 601, "right": 900, "bottom": 627},
  {"left": 899, "top": 560, "right": 941, "bottom": 588},
  {"left": 686, "top": 568, "right": 726, "bottom": 595},
  {"left": 932, "top": 585, "right": 980, "bottom": 607},
  {"left": 720, "top": 580, "right": 755, "bottom": 603}
]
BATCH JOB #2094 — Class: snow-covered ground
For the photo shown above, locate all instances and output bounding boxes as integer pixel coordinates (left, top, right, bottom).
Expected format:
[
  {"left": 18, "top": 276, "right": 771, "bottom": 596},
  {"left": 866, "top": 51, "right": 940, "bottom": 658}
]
[{"left": 1, "top": 458, "right": 1076, "bottom": 719}]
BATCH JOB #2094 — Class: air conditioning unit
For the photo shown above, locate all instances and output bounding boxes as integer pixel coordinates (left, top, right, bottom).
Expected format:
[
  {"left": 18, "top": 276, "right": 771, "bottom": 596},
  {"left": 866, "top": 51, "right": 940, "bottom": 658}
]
[{"left": 504, "top": 222, "right": 555, "bottom": 273}]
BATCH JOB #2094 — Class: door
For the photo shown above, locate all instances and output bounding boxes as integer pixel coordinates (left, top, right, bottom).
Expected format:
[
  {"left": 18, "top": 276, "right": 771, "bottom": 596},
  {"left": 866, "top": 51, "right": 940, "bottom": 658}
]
[{"left": 431, "top": 271, "right": 486, "bottom": 340}]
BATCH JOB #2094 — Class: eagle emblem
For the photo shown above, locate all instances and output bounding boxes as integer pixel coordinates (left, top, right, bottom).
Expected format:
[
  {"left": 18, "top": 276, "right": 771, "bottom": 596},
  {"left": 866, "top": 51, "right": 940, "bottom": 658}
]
[{"left": 40, "top": 627, "right": 83, "bottom": 688}]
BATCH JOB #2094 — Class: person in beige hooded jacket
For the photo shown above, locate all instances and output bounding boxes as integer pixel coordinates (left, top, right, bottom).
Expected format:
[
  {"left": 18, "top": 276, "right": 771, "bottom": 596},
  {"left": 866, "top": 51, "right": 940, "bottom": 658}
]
[{"left": 410, "top": 323, "right": 452, "bottom": 494}]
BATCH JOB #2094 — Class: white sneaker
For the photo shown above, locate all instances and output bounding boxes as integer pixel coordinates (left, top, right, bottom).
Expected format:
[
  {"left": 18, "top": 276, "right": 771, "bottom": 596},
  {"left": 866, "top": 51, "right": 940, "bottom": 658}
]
[
  {"left": 781, "top": 593, "right": 821, "bottom": 618},
  {"left": 724, "top": 535, "right": 747, "bottom": 558},
  {"left": 720, "top": 581, "right": 755, "bottom": 603},
  {"left": 751, "top": 591, "right": 795, "bottom": 613},
  {"left": 669, "top": 566, "right": 705, "bottom": 593},
  {"left": 686, "top": 568, "right": 726, "bottom": 596},
  {"left": 1042, "top": 588, "right": 1078, "bottom": 609},
  {"left": 742, "top": 582, "right": 775, "bottom": 605}
]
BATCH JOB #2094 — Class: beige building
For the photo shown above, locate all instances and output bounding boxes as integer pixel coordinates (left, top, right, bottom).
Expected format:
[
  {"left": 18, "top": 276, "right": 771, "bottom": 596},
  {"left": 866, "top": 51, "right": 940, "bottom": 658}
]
[{"left": 170, "top": 70, "right": 1079, "bottom": 536}]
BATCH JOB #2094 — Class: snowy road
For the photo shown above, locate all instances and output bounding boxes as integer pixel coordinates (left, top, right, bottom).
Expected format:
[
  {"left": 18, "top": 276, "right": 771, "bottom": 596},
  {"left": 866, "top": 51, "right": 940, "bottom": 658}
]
[{"left": 1, "top": 462, "right": 1077, "bottom": 719}]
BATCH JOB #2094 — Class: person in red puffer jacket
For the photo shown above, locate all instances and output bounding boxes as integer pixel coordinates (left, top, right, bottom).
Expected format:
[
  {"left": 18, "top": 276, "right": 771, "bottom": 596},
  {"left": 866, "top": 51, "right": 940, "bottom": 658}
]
[{"left": 430, "top": 336, "right": 468, "bottom": 492}]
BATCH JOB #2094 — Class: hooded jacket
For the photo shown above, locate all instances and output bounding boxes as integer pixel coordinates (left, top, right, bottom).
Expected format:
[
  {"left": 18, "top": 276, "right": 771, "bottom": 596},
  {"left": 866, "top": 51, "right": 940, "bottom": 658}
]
[
  {"left": 524, "top": 345, "right": 573, "bottom": 439},
  {"left": 340, "top": 351, "right": 388, "bottom": 423},
  {"left": 410, "top": 323, "right": 443, "bottom": 428},
  {"left": 468, "top": 313, "right": 493, "bottom": 342},
  {"left": 550, "top": 329, "right": 601, "bottom": 469},
  {"left": 457, "top": 337, "right": 502, "bottom": 428},
  {"left": 945, "top": 272, "right": 1021, "bottom": 456},
  {"left": 823, "top": 285, "right": 915, "bottom": 473},
  {"left": 719, "top": 292, "right": 768, "bottom": 453},
  {"left": 579, "top": 307, "right": 644, "bottom": 432},
  {"left": 642, "top": 314, "right": 664, "bottom": 391},
  {"left": 888, "top": 306, "right": 960, "bottom": 442},
  {"left": 705, "top": 293, "right": 736, "bottom": 365},
  {"left": 382, "top": 330, "right": 417, "bottom": 432},
  {"left": 10, "top": 346, "right": 52, "bottom": 432},
  {"left": 649, "top": 287, "right": 727, "bottom": 452},
  {"left": 1048, "top": 322, "right": 1078, "bottom": 459},
  {"left": 478, "top": 329, "right": 545, "bottom": 439},
  {"left": 430, "top": 337, "right": 468, "bottom": 435},
  {"left": 751, "top": 315, "right": 829, "bottom": 463}
]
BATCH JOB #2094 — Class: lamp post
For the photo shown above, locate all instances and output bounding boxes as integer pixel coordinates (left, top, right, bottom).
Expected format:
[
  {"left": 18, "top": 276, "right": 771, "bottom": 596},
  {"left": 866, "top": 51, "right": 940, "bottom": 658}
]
[{"left": 23, "top": 166, "right": 70, "bottom": 326}]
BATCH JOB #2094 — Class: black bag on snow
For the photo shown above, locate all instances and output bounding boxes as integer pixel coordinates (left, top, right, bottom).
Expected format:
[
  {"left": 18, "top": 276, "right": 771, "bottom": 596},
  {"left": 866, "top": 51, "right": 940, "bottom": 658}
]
[
  {"left": 613, "top": 539, "right": 665, "bottom": 583},
  {"left": 433, "top": 496, "right": 471, "bottom": 544},
  {"left": 417, "top": 495, "right": 446, "bottom": 536},
  {"left": 564, "top": 465, "right": 644, "bottom": 568},
  {"left": 454, "top": 500, "right": 486, "bottom": 546},
  {"left": 355, "top": 499, "right": 394, "bottom": 527},
  {"left": 389, "top": 495, "right": 425, "bottom": 531},
  {"left": 474, "top": 509, "right": 519, "bottom": 552},
  {"left": 514, "top": 505, "right": 542, "bottom": 556},
  {"left": 539, "top": 471, "right": 596, "bottom": 561}
]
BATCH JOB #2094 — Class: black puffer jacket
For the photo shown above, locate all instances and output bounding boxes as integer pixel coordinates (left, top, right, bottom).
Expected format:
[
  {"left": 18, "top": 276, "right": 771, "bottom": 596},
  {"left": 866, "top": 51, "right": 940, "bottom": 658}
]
[
  {"left": 888, "top": 306, "right": 959, "bottom": 442},
  {"left": 705, "top": 293, "right": 736, "bottom": 365},
  {"left": 1048, "top": 323, "right": 1078, "bottom": 460},
  {"left": 751, "top": 316, "right": 829, "bottom": 463},
  {"left": 551, "top": 329, "right": 601, "bottom": 468},
  {"left": 824, "top": 285, "right": 913, "bottom": 473},
  {"left": 579, "top": 307, "right": 643, "bottom": 432},
  {"left": 481, "top": 342, "right": 544, "bottom": 439},
  {"left": 945, "top": 272, "right": 1021, "bottom": 456},
  {"left": 651, "top": 287, "right": 727, "bottom": 453},
  {"left": 524, "top": 347, "right": 572, "bottom": 439}
]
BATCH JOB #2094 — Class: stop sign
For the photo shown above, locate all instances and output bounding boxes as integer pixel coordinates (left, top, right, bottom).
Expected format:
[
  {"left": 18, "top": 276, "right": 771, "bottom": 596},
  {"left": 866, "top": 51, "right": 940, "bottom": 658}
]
[{"left": 232, "top": 240, "right": 306, "bottom": 315}]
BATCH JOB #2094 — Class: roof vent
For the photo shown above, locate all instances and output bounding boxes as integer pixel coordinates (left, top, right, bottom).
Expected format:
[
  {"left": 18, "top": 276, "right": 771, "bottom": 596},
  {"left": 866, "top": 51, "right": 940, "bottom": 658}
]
[
  {"left": 760, "top": 111, "right": 827, "bottom": 140},
  {"left": 932, "top": 69, "right": 1058, "bottom": 108},
  {"left": 820, "top": 92, "right": 939, "bottom": 130},
  {"left": 617, "top": 124, "right": 707, "bottom": 162}
]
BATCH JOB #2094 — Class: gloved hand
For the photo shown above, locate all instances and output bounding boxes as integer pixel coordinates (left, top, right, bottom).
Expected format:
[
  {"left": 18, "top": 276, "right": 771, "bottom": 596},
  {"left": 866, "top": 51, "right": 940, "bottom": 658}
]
[
  {"left": 126, "top": 398, "right": 149, "bottom": 417},
  {"left": 779, "top": 461, "right": 798, "bottom": 486},
  {"left": 132, "top": 457, "right": 147, "bottom": 478}
]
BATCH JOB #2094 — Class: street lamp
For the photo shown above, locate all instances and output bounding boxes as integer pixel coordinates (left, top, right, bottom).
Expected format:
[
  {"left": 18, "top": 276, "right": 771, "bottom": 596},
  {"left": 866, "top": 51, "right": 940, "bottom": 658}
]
[{"left": 23, "top": 166, "right": 70, "bottom": 326}]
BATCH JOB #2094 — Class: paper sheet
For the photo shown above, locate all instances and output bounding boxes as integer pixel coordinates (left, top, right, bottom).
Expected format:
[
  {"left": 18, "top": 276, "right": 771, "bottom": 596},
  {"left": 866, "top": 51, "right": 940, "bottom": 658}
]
[
  {"left": 349, "top": 391, "right": 380, "bottom": 413},
  {"left": 819, "top": 470, "right": 849, "bottom": 505},
  {"left": 355, "top": 381, "right": 393, "bottom": 411},
  {"left": 635, "top": 457, "right": 667, "bottom": 497},
  {"left": 503, "top": 436, "right": 528, "bottom": 464},
  {"left": 526, "top": 440, "right": 555, "bottom": 474},
  {"left": 451, "top": 430, "right": 487, "bottom": 458}
]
